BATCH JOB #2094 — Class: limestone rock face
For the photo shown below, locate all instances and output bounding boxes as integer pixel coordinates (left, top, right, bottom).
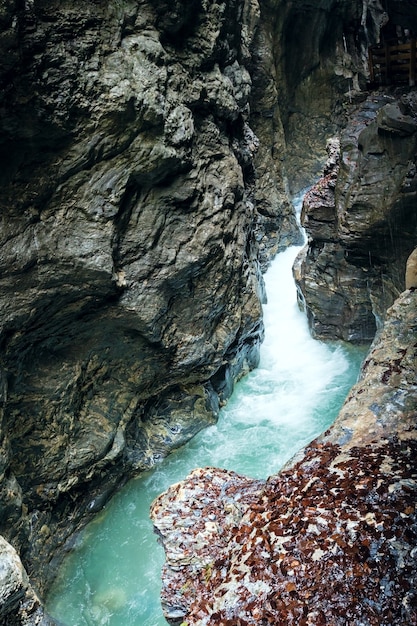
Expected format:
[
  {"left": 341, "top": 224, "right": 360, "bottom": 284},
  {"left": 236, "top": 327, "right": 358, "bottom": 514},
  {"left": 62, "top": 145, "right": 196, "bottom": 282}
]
[
  {"left": 0, "top": 535, "right": 54, "bottom": 626},
  {"left": 151, "top": 288, "right": 417, "bottom": 625},
  {"left": 260, "top": 0, "right": 387, "bottom": 193},
  {"left": 0, "top": 0, "right": 297, "bottom": 594},
  {"left": 295, "top": 92, "right": 417, "bottom": 342}
]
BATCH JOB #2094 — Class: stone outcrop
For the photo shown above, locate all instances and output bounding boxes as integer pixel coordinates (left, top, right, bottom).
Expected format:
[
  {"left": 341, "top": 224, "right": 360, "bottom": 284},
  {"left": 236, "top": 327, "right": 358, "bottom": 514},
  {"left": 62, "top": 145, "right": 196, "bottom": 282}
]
[
  {"left": 1, "top": 0, "right": 416, "bottom": 622},
  {"left": 0, "top": 535, "right": 53, "bottom": 626},
  {"left": 1, "top": 0, "right": 281, "bottom": 595},
  {"left": 0, "top": 0, "right": 375, "bottom": 604},
  {"left": 151, "top": 286, "right": 417, "bottom": 625},
  {"left": 294, "top": 91, "right": 417, "bottom": 342}
]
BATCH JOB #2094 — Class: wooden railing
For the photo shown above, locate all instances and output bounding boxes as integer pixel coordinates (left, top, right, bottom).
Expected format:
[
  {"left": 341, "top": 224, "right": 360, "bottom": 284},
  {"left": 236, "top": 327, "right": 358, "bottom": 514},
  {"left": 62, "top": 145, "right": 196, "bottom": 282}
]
[{"left": 369, "top": 39, "right": 417, "bottom": 86}]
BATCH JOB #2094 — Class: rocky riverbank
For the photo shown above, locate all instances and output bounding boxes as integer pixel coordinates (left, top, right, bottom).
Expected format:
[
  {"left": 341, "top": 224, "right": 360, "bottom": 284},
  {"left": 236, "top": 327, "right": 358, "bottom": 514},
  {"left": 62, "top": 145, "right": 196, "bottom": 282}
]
[
  {"left": 151, "top": 285, "right": 417, "bottom": 625},
  {"left": 1, "top": 0, "right": 416, "bottom": 623}
]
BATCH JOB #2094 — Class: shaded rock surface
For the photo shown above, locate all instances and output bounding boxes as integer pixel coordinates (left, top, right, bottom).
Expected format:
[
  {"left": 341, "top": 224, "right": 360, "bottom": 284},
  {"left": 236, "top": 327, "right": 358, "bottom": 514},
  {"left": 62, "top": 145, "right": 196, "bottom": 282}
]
[
  {"left": 294, "top": 90, "right": 417, "bottom": 342},
  {"left": 0, "top": 0, "right": 375, "bottom": 605},
  {"left": 1, "top": 0, "right": 416, "bottom": 622},
  {"left": 0, "top": 0, "right": 275, "bottom": 595},
  {"left": 151, "top": 287, "right": 417, "bottom": 625},
  {"left": 261, "top": 0, "right": 395, "bottom": 193}
]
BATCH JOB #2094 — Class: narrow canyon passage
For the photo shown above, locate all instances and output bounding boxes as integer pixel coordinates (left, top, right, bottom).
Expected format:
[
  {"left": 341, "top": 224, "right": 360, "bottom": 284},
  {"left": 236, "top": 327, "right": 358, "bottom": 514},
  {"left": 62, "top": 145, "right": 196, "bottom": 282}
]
[
  {"left": 46, "top": 198, "right": 367, "bottom": 626},
  {"left": 2, "top": 3, "right": 417, "bottom": 624}
]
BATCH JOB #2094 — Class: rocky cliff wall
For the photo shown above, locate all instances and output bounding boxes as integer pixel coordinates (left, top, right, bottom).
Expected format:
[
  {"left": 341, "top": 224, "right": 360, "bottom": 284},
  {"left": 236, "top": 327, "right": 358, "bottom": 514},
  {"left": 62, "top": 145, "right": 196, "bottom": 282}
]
[
  {"left": 253, "top": 0, "right": 388, "bottom": 193},
  {"left": 0, "top": 0, "right": 413, "bottom": 623},
  {"left": 0, "top": 0, "right": 333, "bottom": 608},
  {"left": 294, "top": 91, "right": 417, "bottom": 342}
]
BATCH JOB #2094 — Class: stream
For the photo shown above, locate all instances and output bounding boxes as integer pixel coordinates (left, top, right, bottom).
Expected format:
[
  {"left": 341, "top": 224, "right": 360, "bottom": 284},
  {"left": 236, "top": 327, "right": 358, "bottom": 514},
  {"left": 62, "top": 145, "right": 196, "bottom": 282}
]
[{"left": 46, "top": 212, "right": 368, "bottom": 626}]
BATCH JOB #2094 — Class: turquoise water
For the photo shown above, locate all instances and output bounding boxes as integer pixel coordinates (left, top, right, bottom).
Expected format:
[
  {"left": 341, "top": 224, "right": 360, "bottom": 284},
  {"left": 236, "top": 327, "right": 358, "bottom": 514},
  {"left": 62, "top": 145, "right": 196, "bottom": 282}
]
[{"left": 46, "top": 243, "right": 367, "bottom": 626}]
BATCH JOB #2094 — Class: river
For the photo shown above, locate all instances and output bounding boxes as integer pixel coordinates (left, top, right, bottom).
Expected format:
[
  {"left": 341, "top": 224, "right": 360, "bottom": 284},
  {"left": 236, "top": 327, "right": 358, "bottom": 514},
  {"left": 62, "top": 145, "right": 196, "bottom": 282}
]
[{"left": 46, "top": 210, "right": 367, "bottom": 626}]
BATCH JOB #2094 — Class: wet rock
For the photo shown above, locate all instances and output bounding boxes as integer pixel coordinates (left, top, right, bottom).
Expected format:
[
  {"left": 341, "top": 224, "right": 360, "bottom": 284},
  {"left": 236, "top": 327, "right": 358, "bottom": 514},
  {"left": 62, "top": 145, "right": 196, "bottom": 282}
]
[
  {"left": 265, "top": 0, "right": 384, "bottom": 193},
  {"left": 293, "top": 240, "right": 377, "bottom": 342},
  {"left": 1, "top": 0, "right": 414, "bottom": 618},
  {"left": 377, "top": 101, "right": 417, "bottom": 136},
  {"left": 151, "top": 288, "right": 417, "bottom": 625},
  {"left": 0, "top": 535, "right": 55, "bottom": 626},
  {"left": 126, "top": 383, "right": 220, "bottom": 471},
  {"left": 299, "top": 137, "right": 340, "bottom": 242},
  {"left": 295, "top": 92, "right": 417, "bottom": 342},
  {"left": 0, "top": 0, "right": 275, "bottom": 591},
  {"left": 0, "top": 536, "right": 28, "bottom": 620}
]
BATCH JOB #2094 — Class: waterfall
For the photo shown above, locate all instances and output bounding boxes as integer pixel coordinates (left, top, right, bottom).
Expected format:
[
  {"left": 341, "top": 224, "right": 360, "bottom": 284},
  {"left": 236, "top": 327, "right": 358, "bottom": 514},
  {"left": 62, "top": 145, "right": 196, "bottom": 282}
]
[{"left": 46, "top": 197, "right": 367, "bottom": 626}]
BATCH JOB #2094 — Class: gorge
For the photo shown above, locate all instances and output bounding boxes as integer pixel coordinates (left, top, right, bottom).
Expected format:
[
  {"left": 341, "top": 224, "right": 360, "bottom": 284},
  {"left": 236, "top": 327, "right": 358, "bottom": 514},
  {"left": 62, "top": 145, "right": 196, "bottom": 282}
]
[
  {"left": 0, "top": 0, "right": 416, "bottom": 624},
  {"left": 45, "top": 235, "right": 367, "bottom": 625}
]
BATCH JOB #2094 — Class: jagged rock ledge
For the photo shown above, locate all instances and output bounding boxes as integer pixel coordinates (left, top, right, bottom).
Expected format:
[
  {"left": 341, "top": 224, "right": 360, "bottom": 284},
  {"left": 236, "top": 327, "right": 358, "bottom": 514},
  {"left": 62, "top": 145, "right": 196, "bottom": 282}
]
[
  {"left": 151, "top": 287, "right": 417, "bottom": 625},
  {"left": 294, "top": 90, "right": 417, "bottom": 342}
]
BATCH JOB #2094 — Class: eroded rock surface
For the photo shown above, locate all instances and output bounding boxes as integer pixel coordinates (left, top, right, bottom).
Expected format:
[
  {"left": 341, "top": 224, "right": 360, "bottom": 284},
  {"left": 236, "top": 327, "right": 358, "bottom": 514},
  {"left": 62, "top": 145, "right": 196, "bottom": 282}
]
[
  {"left": 1, "top": 0, "right": 277, "bottom": 592},
  {"left": 294, "top": 91, "right": 417, "bottom": 342},
  {"left": 0, "top": 535, "right": 53, "bottom": 626},
  {"left": 151, "top": 288, "right": 417, "bottom": 625}
]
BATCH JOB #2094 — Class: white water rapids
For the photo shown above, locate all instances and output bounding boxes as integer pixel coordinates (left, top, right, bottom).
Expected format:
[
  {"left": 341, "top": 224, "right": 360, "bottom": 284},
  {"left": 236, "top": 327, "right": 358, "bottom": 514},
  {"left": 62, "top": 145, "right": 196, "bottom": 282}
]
[{"left": 46, "top": 203, "right": 367, "bottom": 625}]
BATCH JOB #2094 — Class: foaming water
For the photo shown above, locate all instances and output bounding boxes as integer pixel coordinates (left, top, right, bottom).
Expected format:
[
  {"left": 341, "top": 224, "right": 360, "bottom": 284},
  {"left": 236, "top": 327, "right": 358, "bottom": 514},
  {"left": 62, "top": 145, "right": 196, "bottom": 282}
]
[{"left": 46, "top": 241, "right": 368, "bottom": 626}]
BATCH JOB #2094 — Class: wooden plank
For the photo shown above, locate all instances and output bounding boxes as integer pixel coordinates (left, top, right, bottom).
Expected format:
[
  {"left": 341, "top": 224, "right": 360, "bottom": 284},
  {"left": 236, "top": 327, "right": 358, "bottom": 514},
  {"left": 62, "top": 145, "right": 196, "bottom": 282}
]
[
  {"left": 391, "top": 52, "right": 412, "bottom": 60},
  {"left": 368, "top": 48, "right": 375, "bottom": 83},
  {"left": 368, "top": 40, "right": 417, "bottom": 86},
  {"left": 389, "top": 43, "right": 411, "bottom": 52}
]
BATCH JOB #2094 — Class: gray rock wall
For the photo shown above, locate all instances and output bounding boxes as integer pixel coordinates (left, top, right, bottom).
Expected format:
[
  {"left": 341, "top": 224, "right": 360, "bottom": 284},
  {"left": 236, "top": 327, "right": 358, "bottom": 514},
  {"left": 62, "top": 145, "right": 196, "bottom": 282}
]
[
  {"left": 257, "top": 0, "right": 386, "bottom": 192},
  {"left": 295, "top": 92, "right": 417, "bottom": 341},
  {"left": 0, "top": 0, "right": 268, "bottom": 583},
  {"left": 1, "top": 0, "right": 414, "bottom": 621},
  {"left": 0, "top": 0, "right": 306, "bottom": 600}
]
